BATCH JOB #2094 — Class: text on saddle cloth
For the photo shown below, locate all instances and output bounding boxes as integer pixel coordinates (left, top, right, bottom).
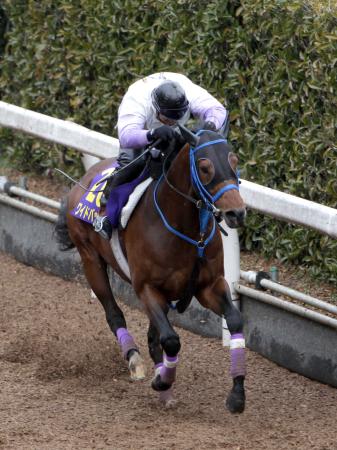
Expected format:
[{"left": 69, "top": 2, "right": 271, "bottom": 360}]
[
  {"left": 71, "top": 162, "right": 151, "bottom": 228},
  {"left": 71, "top": 162, "right": 118, "bottom": 225}
]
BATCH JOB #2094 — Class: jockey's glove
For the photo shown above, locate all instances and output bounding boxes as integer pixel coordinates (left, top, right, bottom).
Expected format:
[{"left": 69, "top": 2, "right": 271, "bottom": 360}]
[
  {"left": 203, "top": 121, "right": 217, "bottom": 131},
  {"left": 147, "top": 125, "right": 176, "bottom": 143}
]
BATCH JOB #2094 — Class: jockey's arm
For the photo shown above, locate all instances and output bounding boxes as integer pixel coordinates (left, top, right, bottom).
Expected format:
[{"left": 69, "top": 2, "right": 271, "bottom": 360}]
[
  {"left": 117, "top": 92, "right": 152, "bottom": 149},
  {"left": 118, "top": 117, "right": 150, "bottom": 149},
  {"left": 187, "top": 83, "right": 228, "bottom": 131}
]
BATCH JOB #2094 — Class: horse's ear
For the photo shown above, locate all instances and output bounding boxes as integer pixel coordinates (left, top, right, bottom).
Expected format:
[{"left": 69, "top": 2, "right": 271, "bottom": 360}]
[{"left": 178, "top": 124, "right": 199, "bottom": 147}]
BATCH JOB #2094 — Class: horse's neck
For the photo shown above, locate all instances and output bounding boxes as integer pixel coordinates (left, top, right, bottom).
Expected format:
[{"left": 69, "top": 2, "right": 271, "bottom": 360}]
[
  {"left": 166, "top": 143, "right": 191, "bottom": 192},
  {"left": 157, "top": 144, "right": 199, "bottom": 233}
]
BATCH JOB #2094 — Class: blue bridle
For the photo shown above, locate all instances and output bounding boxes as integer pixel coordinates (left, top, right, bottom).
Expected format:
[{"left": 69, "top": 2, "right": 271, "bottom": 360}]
[
  {"left": 153, "top": 130, "right": 240, "bottom": 258},
  {"left": 190, "top": 131, "right": 240, "bottom": 204}
]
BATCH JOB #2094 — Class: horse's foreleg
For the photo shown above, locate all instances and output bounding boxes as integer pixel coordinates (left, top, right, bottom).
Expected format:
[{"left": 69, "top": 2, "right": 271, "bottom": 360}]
[
  {"left": 78, "top": 244, "right": 145, "bottom": 380},
  {"left": 147, "top": 321, "right": 175, "bottom": 406},
  {"left": 140, "top": 285, "right": 180, "bottom": 405},
  {"left": 197, "top": 277, "right": 246, "bottom": 413}
]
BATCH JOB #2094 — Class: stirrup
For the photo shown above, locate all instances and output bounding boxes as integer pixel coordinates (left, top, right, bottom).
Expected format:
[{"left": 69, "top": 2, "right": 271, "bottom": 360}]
[{"left": 93, "top": 215, "right": 112, "bottom": 240}]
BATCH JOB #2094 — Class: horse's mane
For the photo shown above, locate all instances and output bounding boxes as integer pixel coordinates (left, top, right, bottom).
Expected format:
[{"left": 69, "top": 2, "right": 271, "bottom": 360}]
[{"left": 147, "top": 132, "right": 184, "bottom": 180}]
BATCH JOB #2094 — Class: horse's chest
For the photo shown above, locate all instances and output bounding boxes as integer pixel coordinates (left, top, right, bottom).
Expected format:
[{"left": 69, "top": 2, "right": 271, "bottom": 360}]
[{"left": 161, "top": 267, "right": 194, "bottom": 299}]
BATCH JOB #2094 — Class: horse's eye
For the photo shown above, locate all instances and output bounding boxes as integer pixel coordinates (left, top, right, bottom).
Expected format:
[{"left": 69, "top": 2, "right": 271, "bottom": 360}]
[{"left": 198, "top": 159, "right": 215, "bottom": 186}]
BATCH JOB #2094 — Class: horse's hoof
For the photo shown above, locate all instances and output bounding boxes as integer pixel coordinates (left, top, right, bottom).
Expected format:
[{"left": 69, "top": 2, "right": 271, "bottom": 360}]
[
  {"left": 163, "top": 398, "right": 177, "bottom": 409},
  {"left": 226, "top": 390, "right": 245, "bottom": 413},
  {"left": 159, "top": 388, "right": 177, "bottom": 408},
  {"left": 128, "top": 351, "right": 146, "bottom": 381},
  {"left": 151, "top": 374, "right": 172, "bottom": 392}
]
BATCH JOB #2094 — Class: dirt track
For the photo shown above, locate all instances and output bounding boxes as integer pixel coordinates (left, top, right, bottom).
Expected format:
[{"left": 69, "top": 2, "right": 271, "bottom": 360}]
[{"left": 0, "top": 251, "right": 337, "bottom": 450}]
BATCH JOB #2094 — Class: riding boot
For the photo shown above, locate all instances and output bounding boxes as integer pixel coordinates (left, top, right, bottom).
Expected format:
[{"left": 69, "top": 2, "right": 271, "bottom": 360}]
[{"left": 93, "top": 148, "right": 147, "bottom": 240}]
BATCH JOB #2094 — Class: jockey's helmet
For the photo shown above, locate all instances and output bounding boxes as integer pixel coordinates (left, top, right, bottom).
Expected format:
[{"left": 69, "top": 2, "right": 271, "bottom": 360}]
[{"left": 151, "top": 81, "right": 189, "bottom": 121}]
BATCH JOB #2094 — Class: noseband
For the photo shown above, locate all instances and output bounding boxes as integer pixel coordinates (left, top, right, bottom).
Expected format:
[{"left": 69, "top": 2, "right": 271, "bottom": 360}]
[{"left": 153, "top": 130, "right": 240, "bottom": 258}]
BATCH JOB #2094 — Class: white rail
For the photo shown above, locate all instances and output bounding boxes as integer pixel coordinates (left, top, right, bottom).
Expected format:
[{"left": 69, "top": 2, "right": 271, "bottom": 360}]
[
  {"left": 0, "top": 193, "right": 58, "bottom": 223},
  {"left": 235, "top": 283, "right": 337, "bottom": 330},
  {"left": 240, "top": 270, "right": 337, "bottom": 316},
  {"left": 6, "top": 185, "right": 61, "bottom": 210},
  {"left": 1, "top": 101, "right": 335, "bottom": 237},
  {"left": 241, "top": 180, "right": 337, "bottom": 239},
  {"left": 0, "top": 101, "right": 119, "bottom": 159}
]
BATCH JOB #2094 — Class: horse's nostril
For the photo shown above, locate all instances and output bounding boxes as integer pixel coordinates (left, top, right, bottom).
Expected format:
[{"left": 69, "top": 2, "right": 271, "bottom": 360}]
[
  {"left": 226, "top": 208, "right": 246, "bottom": 223},
  {"left": 226, "top": 211, "right": 237, "bottom": 220},
  {"left": 236, "top": 208, "right": 246, "bottom": 222}
]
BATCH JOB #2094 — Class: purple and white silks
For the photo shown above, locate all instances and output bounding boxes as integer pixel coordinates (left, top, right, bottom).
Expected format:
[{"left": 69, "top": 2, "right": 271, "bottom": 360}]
[
  {"left": 116, "top": 328, "right": 138, "bottom": 359},
  {"left": 117, "top": 72, "right": 228, "bottom": 149},
  {"left": 230, "top": 332, "right": 246, "bottom": 378}
]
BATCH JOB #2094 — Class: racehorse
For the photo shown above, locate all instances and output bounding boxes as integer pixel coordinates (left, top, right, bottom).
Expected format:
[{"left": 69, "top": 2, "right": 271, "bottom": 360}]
[{"left": 55, "top": 126, "right": 247, "bottom": 412}]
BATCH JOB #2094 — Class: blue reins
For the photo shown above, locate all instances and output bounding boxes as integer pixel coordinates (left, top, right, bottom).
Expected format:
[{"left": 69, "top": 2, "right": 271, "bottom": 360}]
[
  {"left": 153, "top": 130, "right": 239, "bottom": 258},
  {"left": 153, "top": 178, "right": 216, "bottom": 257}
]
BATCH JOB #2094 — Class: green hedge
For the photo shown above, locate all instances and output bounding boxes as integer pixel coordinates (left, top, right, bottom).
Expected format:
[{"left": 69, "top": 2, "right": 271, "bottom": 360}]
[{"left": 0, "top": 0, "right": 336, "bottom": 281}]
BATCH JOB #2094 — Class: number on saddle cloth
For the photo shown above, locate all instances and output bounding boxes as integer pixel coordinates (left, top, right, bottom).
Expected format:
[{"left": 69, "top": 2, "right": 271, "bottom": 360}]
[
  {"left": 70, "top": 163, "right": 149, "bottom": 228},
  {"left": 71, "top": 164, "right": 118, "bottom": 225}
]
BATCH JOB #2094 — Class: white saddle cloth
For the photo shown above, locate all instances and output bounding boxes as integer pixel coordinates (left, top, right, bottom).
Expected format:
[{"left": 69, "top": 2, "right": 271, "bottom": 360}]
[
  {"left": 110, "top": 177, "right": 153, "bottom": 281},
  {"left": 120, "top": 177, "right": 153, "bottom": 229}
]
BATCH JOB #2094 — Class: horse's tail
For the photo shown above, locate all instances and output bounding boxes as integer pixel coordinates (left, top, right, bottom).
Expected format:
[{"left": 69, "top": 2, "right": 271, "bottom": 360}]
[{"left": 54, "top": 196, "right": 75, "bottom": 251}]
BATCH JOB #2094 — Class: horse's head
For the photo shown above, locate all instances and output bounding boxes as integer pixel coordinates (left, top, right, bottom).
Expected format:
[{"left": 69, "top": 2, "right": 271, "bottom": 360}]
[{"left": 180, "top": 125, "right": 246, "bottom": 228}]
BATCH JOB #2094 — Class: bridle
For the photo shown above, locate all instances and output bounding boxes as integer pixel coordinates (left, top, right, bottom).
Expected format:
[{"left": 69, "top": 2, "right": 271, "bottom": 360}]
[
  {"left": 153, "top": 130, "right": 240, "bottom": 257},
  {"left": 190, "top": 130, "right": 240, "bottom": 204}
]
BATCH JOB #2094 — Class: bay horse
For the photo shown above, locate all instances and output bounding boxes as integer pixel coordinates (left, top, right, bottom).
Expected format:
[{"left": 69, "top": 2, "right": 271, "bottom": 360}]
[{"left": 55, "top": 126, "right": 247, "bottom": 412}]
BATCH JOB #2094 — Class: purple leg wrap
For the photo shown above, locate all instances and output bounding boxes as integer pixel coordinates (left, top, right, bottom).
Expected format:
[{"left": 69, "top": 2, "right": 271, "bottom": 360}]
[
  {"left": 230, "top": 332, "right": 246, "bottom": 378},
  {"left": 155, "top": 363, "right": 163, "bottom": 371},
  {"left": 160, "top": 354, "right": 178, "bottom": 385},
  {"left": 154, "top": 363, "right": 175, "bottom": 403},
  {"left": 116, "top": 328, "right": 138, "bottom": 359}
]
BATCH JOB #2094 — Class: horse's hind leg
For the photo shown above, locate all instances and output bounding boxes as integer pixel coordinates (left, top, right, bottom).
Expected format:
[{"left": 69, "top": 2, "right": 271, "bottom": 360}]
[
  {"left": 147, "top": 321, "right": 163, "bottom": 366},
  {"left": 197, "top": 277, "right": 246, "bottom": 413},
  {"left": 78, "top": 243, "right": 145, "bottom": 381}
]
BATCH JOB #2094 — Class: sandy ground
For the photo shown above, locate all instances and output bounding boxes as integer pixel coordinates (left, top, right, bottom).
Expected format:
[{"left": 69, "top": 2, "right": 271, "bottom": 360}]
[{"left": 1, "top": 251, "right": 337, "bottom": 450}]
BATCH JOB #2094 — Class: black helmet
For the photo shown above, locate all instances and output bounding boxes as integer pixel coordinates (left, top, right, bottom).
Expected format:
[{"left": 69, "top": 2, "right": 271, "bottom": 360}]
[{"left": 152, "top": 81, "right": 189, "bottom": 120}]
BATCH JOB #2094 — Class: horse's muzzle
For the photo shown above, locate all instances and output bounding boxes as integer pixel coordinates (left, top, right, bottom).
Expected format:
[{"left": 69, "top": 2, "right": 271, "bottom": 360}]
[{"left": 223, "top": 208, "right": 246, "bottom": 228}]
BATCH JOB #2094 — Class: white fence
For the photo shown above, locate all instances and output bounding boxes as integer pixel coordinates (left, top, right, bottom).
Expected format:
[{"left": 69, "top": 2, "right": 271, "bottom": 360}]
[
  {"left": 241, "top": 180, "right": 337, "bottom": 238},
  {"left": 1, "top": 101, "right": 336, "bottom": 237},
  {"left": 0, "top": 101, "right": 119, "bottom": 159}
]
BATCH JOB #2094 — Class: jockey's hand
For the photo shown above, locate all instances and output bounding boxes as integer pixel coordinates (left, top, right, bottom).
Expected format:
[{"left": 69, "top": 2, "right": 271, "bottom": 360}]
[
  {"left": 147, "top": 125, "right": 176, "bottom": 143},
  {"left": 203, "top": 121, "right": 217, "bottom": 131}
]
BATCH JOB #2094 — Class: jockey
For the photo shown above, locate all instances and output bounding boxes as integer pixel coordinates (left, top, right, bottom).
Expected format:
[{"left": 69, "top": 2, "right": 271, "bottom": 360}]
[{"left": 93, "top": 72, "right": 228, "bottom": 240}]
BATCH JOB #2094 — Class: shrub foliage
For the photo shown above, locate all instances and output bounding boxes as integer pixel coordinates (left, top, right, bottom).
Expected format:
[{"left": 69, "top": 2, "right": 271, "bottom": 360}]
[{"left": 0, "top": 0, "right": 336, "bottom": 281}]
